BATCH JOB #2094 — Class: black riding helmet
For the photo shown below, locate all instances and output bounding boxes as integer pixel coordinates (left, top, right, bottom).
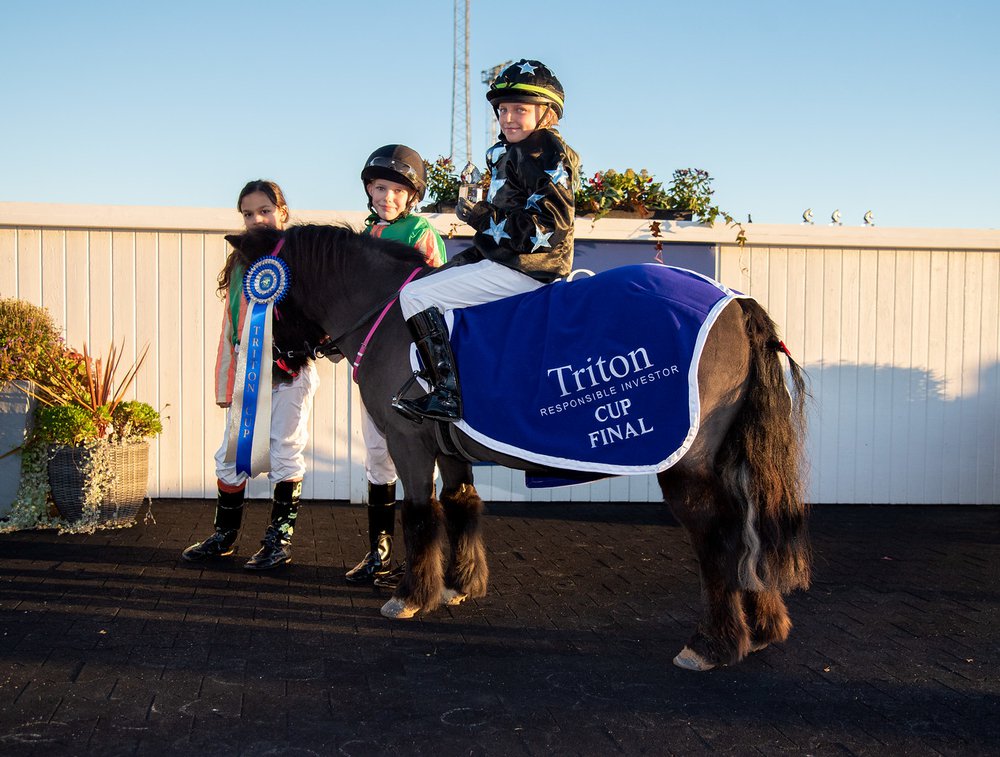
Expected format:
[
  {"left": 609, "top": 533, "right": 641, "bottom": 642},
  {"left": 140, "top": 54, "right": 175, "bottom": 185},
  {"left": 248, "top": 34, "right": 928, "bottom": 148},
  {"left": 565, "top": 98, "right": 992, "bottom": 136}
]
[
  {"left": 486, "top": 59, "right": 565, "bottom": 118},
  {"left": 361, "top": 144, "right": 428, "bottom": 203}
]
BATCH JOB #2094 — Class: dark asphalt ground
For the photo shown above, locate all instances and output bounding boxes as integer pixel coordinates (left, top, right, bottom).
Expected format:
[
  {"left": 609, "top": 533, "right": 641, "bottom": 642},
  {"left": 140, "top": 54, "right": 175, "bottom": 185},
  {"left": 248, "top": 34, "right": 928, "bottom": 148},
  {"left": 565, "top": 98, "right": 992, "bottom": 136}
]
[{"left": 0, "top": 499, "right": 997, "bottom": 756}]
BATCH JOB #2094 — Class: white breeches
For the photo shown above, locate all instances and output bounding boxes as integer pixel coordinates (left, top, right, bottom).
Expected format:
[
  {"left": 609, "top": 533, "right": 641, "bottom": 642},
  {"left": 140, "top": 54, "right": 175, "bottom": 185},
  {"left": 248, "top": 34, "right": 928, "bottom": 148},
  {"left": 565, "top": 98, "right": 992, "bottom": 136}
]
[
  {"left": 399, "top": 259, "right": 543, "bottom": 319},
  {"left": 361, "top": 403, "right": 397, "bottom": 486},
  {"left": 215, "top": 361, "right": 319, "bottom": 487}
]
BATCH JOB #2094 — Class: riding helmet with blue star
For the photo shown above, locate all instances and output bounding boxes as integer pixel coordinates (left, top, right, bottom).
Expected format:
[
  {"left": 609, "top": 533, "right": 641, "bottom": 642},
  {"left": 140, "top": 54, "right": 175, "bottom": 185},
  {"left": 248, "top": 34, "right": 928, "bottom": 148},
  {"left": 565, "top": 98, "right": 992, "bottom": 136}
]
[{"left": 486, "top": 59, "right": 565, "bottom": 118}]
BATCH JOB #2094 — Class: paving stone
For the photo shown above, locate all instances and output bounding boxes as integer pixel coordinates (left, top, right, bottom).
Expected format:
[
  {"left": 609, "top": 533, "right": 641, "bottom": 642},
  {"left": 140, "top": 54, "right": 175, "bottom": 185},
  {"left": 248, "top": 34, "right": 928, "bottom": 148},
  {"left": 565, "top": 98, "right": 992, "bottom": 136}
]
[{"left": 0, "top": 499, "right": 996, "bottom": 755}]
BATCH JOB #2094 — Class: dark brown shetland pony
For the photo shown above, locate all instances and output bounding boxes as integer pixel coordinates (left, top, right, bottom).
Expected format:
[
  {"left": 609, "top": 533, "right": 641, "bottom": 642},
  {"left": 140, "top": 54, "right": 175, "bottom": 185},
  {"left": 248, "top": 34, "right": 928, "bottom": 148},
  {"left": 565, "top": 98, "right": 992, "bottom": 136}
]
[{"left": 226, "top": 224, "right": 811, "bottom": 671}]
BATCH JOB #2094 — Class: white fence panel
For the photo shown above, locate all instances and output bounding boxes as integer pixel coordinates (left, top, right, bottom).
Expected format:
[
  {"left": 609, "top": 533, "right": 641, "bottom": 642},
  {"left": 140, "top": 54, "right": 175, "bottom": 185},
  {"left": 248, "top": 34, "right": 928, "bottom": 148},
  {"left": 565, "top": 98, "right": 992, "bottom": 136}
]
[
  {"left": 718, "top": 242, "right": 1000, "bottom": 504},
  {"left": 3, "top": 205, "right": 999, "bottom": 504}
]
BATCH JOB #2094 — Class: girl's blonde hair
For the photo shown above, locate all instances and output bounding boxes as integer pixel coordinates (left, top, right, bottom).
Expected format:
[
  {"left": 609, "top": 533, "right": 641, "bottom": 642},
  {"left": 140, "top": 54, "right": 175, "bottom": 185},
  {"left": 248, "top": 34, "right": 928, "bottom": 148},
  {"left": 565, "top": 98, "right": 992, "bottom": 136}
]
[{"left": 538, "top": 105, "right": 559, "bottom": 129}]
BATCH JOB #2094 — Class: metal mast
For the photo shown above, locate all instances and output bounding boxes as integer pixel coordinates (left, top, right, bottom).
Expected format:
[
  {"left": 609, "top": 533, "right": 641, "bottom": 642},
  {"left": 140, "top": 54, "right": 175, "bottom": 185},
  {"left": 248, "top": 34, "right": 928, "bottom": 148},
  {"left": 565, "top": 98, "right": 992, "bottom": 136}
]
[{"left": 450, "top": 0, "right": 471, "bottom": 167}]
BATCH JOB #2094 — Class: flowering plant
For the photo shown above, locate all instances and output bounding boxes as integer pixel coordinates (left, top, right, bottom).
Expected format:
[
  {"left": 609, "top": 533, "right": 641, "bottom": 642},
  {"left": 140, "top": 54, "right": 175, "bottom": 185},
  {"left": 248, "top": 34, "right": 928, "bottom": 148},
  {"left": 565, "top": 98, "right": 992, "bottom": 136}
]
[
  {"left": 575, "top": 167, "right": 746, "bottom": 246},
  {"left": 2, "top": 340, "right": 161, "bottom": 534},
  {"left": 0, "top": 298, "right": 62, "bottom": 390}
]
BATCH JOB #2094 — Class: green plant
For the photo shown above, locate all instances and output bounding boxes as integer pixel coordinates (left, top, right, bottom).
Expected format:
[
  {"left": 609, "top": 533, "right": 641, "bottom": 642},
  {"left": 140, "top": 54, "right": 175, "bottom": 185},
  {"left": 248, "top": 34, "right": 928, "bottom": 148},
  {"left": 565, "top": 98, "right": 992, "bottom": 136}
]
[
  {"left": 33, "top": 401, "right": 163, "bottom": 445},
  {"left": 1, "top": 442, "right": 58, "bottom": 533},
  {"left": 32, "top": 400, "right": 161, "bottom": 446},
  {"left": 575, "top": 166, "right": 747, "bottom": 246},
  {"left": 1, "top": 341, "right": 161, "bottom": 535},
  {"left": 664, "top": 168, "right": 747, "bottom": 245},
  {"left": 30, "top": 341, "right": 150, "bottom": 433},
  {"left": 423, "top": 156, "right": 460, "bottom": 207},
  {"left": 112, "top": 400, "right": 163, "bottom": 442},
  {"left": 663, "top": 168, "right": 724, "bottom": 225},
  {"left": 33, "top": 405, "right": 103, "bottom": 445},
  {"left": 0, "top": 298, "right": 62, "bottom": 390},
  {"left": 575, "top": 168, "right": 669, "bottom": 219}
]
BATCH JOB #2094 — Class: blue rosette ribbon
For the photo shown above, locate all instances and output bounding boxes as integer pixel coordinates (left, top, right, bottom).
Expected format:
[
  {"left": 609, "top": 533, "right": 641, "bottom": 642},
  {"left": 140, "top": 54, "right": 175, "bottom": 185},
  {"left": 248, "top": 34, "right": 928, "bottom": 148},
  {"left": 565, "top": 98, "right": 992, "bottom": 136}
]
[{"left": 224, "top": 255, "right": 290, "bottom": 477}]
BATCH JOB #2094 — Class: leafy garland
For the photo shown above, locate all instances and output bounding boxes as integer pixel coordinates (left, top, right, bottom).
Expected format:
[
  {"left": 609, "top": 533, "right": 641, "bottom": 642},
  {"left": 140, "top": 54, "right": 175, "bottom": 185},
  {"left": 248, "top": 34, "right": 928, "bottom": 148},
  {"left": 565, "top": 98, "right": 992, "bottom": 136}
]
[
  {"left": 2, "top": 442, "right": 54, "bottom": 532},
  {"left": 423, "top": 157, "right": 747, "bottom": 247}
]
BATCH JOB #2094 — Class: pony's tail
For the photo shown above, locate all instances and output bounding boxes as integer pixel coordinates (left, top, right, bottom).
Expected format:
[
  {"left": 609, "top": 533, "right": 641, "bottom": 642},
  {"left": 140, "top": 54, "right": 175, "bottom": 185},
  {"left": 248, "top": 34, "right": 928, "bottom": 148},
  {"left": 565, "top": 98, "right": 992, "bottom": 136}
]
[{"left": 719, "top": 298, "right": 811, "bottom": 594}]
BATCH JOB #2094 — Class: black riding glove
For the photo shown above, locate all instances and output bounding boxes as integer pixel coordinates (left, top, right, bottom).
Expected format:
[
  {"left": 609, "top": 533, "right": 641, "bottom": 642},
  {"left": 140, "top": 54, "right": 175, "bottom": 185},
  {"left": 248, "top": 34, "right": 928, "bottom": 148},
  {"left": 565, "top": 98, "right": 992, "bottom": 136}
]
[{"left": 456, "top": 198, "right": 491, "bottom": 228}]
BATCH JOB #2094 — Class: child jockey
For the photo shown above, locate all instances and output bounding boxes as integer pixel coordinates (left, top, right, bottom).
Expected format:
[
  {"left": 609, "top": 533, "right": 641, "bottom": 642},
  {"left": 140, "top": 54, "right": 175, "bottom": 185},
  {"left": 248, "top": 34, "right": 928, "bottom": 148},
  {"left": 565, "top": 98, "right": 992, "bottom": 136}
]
[
  {"left": 393, "top": 59, "right": 579, "bottom": 423},
  {"left": 345, "top": 145, "right": 447, "bottom": 587}
]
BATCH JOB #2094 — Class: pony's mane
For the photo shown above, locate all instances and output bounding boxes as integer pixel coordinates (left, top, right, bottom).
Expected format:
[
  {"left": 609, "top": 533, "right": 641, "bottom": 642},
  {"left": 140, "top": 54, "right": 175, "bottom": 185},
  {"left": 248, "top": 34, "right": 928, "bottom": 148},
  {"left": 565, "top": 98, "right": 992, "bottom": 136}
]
[
  {"left": 230, "top": 223, "right": 431, "bottom": 272},
  {"left": 279, "top": 223, "right": 430, "bottom": 308},
  {"left": 225, "top": 223, "right": 435, "bottom": 375},
  {"left": 286, "top": 223, "right": 429, "bottom": 268}
]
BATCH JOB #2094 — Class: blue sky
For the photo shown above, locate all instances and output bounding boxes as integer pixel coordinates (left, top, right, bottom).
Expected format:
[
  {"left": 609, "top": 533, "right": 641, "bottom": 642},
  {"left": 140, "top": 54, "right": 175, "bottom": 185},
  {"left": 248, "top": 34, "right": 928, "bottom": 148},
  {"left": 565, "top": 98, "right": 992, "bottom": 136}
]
[{"left": 3, "top": 0, "right": 998, "bottom": 229}]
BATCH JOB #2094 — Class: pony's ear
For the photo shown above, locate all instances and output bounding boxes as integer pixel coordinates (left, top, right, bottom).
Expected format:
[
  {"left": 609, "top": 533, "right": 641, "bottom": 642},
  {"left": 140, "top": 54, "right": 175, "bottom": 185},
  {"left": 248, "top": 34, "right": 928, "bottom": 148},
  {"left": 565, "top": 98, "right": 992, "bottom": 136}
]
[{"left": 224, "top": 233, "right": 245, "bottom": 250}]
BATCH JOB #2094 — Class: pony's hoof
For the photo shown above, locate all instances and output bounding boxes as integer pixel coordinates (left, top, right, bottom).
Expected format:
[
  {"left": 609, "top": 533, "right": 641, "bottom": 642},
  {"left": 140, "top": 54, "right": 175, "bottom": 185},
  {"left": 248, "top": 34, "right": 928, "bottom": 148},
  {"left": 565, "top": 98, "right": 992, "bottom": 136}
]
[
  {"left": 380, "top": 597, "right": 420, "bottom": 619},
  {"left": 441, "top": 587, "right": 468, "bottom": 606},
  {"left": 673, "top": 646, "right": 716, "bottom": 671},
  {"left": 750, "top": 642, "right": 769, "bottom": 654}
]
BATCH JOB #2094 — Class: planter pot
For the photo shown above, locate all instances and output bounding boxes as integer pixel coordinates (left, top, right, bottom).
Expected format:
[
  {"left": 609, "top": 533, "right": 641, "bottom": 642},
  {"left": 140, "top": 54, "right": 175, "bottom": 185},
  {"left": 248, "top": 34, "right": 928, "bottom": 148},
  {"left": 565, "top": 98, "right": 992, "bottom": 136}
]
[
  {"left": 577, "top": 209, "right": 695, "bottom": 221},
  {"left": 0, "top": 381, "right": 36, "bottom": 518},
  {"left": 423, "top": 202, "right": 457, "bottom": 214},
  {"left": 651, "top": 208, "right": 695, "bottom": 221},
  {"left": 578, "top": 209, "right": 650, "bottom": 220},
  {"left": 48, "top": 441, "right": 150, "bottom": 526}
]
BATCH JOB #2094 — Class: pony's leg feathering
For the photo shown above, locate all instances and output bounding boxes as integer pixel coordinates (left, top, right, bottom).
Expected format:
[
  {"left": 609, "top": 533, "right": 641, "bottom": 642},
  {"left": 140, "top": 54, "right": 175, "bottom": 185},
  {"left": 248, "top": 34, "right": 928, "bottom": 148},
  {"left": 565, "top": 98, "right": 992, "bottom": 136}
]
[
  {"left": 440, "top": 482, "right": 489, "bottom": 602},
  {"left": 380, "top": 496, "right": 445, "bottom": 619}
]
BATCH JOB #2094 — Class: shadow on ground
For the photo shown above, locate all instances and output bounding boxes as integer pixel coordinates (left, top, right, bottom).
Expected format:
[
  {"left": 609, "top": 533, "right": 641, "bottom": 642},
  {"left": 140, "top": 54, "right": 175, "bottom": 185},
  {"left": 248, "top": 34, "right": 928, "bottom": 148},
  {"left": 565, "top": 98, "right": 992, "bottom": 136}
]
[{"left": 1, "top": 500, "right": 997, "bottom": 755}]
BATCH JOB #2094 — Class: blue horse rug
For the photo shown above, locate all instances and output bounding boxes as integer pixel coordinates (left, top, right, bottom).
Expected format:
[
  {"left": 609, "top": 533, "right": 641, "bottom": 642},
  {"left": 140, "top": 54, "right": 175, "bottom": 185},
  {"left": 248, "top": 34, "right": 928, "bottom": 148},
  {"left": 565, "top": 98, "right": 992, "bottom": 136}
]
[{"left": 445, "top": 264, "right": 742, "bottom": 476}]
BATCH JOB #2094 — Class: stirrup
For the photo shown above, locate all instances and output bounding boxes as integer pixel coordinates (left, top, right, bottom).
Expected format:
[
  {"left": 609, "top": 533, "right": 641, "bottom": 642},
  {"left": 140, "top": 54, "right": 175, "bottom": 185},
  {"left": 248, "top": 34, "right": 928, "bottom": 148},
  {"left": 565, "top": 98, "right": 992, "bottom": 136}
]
[
  {"left": 392, "top": 371, "right": 427, "bottom": 423},
  {"left": 395, "top": 393, "right": 461, "bottom": 423}
]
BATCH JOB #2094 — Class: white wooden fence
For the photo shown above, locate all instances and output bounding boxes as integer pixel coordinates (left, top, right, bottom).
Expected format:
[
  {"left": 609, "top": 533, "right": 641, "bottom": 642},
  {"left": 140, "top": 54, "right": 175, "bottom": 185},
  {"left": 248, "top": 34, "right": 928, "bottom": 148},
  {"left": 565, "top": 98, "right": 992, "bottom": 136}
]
[{"left": 2, "top": 203, "right": 998, "bottom": 504}]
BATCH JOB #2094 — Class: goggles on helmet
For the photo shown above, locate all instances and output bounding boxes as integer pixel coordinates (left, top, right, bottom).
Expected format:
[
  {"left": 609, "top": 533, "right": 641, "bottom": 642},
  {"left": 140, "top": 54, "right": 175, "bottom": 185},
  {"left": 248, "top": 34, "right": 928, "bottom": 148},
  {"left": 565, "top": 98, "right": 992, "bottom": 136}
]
[{"left": 366, "top": 156, "right": 421, "bottom": 187}]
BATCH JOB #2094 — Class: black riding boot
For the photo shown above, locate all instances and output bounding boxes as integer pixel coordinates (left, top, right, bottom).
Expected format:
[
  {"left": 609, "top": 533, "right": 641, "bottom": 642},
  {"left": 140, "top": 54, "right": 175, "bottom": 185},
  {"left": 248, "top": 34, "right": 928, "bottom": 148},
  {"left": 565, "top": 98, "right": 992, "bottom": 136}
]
[
  {"left": 392, "top": 308, "right": 462, "bottom": 422},
  {"left": 181, "top": 487, "right": 245, "bottom": 561},
  {"left": 345, "top": 483, "right": 396, "bottom": 583},
  {"left": 373, "top": 560, "right": 407, "bottom": 590},
  {"left": 244, "top": 480, "right": 300, "bottom": 571}
]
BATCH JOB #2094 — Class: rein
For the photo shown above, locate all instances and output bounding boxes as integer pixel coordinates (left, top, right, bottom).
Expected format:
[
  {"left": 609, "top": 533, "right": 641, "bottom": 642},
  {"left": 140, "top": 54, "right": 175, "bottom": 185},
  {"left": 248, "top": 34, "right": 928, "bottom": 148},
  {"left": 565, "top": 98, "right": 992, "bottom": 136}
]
[
  {"left": 351, "top": 266, "right": 422, "bottom": 382},
  {"left": 266, "top": 232, "right": 422, "bottom": 382},
  {"left": 271, "top": 263, "right": 423, "bottom": 380}
]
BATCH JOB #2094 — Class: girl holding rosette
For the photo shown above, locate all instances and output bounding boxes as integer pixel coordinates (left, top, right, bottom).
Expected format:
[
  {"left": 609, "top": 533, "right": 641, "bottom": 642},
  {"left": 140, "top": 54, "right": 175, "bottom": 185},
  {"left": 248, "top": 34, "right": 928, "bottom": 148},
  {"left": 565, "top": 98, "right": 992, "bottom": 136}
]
[{"left": 182, "top": 180, "right": 319, "bottom": 570}]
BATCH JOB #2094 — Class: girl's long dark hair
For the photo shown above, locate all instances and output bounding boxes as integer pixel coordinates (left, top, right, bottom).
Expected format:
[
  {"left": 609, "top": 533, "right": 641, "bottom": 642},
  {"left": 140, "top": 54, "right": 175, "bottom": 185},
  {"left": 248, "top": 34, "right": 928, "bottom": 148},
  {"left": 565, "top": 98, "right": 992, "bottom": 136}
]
[{"left": 218, "top": 180, "right": 288, "bottom": 296}]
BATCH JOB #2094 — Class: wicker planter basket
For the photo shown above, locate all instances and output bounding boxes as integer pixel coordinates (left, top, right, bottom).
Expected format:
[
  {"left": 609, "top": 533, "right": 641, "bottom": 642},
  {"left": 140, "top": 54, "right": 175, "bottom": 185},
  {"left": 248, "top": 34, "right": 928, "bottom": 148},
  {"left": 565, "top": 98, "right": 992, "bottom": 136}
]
[{"left": 48, "top": 441, "right": 150, "bottom": 526}]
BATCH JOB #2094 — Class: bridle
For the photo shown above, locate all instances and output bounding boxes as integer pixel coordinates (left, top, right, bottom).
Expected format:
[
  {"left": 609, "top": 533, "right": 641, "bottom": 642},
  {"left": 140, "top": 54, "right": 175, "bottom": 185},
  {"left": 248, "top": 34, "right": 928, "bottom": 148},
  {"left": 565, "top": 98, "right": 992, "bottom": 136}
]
[
  {"left": 347, "top": 266, "right": 422, "bottom": 382},
  {"left": 269, "top": 242, "right": 422, "bottom": 382}
]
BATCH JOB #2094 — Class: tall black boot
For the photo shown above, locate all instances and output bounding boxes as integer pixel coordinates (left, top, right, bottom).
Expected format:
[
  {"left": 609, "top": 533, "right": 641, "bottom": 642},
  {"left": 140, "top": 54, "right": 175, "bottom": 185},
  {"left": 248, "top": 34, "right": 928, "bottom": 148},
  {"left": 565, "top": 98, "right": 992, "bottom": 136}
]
[
  {"left": 345, "top": 483, "right": 396, "bottom": 584},
  {"left": 244, "top": 480, "right": 300, "bottom": 571},
  {"left": 181, "top": 487, "right": 245, "bottom": 561},
  {"left": 392, "top": 308, "right": 462, "bottom": 422},
  {"left": 373, "top": 558, "right": 407, "bottom": 591}
]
